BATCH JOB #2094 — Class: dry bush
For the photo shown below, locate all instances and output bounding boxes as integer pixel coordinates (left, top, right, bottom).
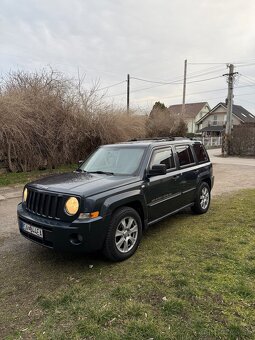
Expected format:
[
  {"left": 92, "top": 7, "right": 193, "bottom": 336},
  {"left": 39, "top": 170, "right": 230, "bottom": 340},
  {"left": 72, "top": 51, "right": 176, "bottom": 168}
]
[
  {"left": 231, "top": 124, "right": 255, "bottom": 156},
  {"left": 146, "top": 108, "right": 187, "bottom": 137},
  {"left": 0, "top": 70, "right": 76, "bottom": 171},
  {"left": 0, "top": 69, "right": 147, "bottom": 172}
]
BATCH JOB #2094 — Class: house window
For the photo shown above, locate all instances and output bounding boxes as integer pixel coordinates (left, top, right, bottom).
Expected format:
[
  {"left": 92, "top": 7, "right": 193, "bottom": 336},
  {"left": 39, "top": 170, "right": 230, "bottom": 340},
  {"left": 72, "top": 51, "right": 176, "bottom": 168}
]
[{"left": 213, "top": 115, "right": 217, "bottom": 125}]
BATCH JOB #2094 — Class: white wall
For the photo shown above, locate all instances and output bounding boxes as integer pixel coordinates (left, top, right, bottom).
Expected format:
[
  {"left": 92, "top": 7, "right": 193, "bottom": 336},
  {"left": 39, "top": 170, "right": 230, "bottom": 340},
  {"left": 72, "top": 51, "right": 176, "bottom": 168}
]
[{"left": 201, "top": 106, "right": 241, "bottom": 128}]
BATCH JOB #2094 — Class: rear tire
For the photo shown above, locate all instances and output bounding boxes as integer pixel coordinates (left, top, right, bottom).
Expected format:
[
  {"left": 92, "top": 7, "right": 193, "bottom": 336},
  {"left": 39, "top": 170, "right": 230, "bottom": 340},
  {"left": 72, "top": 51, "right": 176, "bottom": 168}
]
[
  {"left": 103, "top": 207, "right": 142, "bottom": 261},
  {"left": 191, "top": 182, "right": 211, "bottom": 214}
]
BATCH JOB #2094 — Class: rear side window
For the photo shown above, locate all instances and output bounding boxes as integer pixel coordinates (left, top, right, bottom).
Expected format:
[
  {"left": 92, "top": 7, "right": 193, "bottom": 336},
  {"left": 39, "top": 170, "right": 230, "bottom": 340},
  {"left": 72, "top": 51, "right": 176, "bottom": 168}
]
[
  {"left": 150, "top": 148, "right": 175, "bottom": 170},
  {"left": 175, "top": 145, "right": 194, "bottom": 167},
  {"left": 193, "top": 144, "right": 208, "bottom": 163}
]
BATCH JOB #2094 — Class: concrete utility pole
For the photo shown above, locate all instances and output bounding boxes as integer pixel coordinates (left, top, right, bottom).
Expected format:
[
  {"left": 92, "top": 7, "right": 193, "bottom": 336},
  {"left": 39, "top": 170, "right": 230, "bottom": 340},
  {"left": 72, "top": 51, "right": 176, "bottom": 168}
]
[
  {"left": 224, "top": 64, "right": 238, "bottom": 155},
  {"left": 181, "top": 59, "right": 187, "bottom": 115},
  {"left": 127, "top": 74, "right": 130, "bottom": 114}
]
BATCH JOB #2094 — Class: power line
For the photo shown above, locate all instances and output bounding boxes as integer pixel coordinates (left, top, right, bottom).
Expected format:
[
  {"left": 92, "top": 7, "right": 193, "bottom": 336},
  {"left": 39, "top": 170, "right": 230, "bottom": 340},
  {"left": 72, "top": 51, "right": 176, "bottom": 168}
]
[
  {"left": 105, "top": 91, "right": 127, "bottom": 98},
  {"left": 100, "top": 65, "right": 255, "bottom": 105},
  {"left": 108, "top": 81, "right": 255, "bottom": 102},
  {"left": 187, "top": 75, "right": 222, "bottom": 84},
  {"left": 235, "top": 91, "right": 255, "bottom": 97},
  {"left": 95, "top": 80, "right": 126, "bottom": 92},
  {"left": 184, "top": 66, "right": 225, "bottom": 80},
  {"left": 189, "top": 60, "right": 255, "bottom": 66},
  {"left": 236, "top": 62, "right": 255, "bottom": 68},
  {"left": 101, "top": 65, "right": 226, "bottom": 98},
  {"left": 131, "top": 75, "right": 222, "bottom": 85},
  {"left": 239, "top": 74, "right": 255, "bottom": 85},
  {"left": 188, "top": 62, "right": 227, "bottom": 65}
]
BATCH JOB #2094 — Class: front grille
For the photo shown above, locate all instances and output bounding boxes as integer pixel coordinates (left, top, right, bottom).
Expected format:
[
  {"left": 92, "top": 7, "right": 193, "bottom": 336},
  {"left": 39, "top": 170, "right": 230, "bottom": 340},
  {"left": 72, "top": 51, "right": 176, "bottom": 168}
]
[{"left": 26, "top": 188, "right": 63, "bottom": 219}]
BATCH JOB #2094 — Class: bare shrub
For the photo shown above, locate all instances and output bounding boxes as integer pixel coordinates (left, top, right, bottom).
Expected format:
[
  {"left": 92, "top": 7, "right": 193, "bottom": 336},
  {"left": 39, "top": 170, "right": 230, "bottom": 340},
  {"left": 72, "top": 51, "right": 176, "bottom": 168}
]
[
  {"left": 0, "top": 70, "right": 76, "bottom": 171},
  {"left": 0, "top": 70, "right": 147, "bottom": 172},
  {"left": 231, "top": 124, "right": 255, "bottom": 156},
  {"left": 146, "top": 107, "right": 187, "bottom": 137}
]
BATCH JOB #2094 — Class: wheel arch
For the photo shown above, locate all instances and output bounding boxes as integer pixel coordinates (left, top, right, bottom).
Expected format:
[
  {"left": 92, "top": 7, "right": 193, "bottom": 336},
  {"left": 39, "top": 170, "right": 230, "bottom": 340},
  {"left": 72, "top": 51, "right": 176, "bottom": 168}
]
[
  {"left": 111, "top": 200, "right": 147, "bottom": 230},
  {"left": 201, "top": 177, "right": 212, "bottom": 190},
  {"left": 102, "top": 192, "right": 148, "bottom": 230}
]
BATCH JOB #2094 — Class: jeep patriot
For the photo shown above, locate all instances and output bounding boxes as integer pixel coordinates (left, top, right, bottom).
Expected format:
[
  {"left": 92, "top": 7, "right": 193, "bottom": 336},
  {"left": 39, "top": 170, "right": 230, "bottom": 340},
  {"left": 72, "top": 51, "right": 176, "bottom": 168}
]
[{"left": 17, "top": 138, "right": 214, "bottom": 261}]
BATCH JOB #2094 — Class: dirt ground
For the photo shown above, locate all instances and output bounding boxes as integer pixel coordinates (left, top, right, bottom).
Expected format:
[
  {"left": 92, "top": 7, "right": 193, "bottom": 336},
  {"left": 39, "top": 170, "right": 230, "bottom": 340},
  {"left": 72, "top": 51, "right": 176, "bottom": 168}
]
[{"left": 207, "top": 148, "right": 255, "bottom": 195}]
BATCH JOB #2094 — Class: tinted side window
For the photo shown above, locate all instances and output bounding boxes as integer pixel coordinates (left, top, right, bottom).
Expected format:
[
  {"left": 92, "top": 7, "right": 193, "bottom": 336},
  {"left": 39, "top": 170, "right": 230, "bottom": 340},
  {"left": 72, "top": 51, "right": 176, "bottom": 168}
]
[
  {"left": 150, "top": 148, "right": 175, "bottom": 170},
  {"left": 193, "top": 144, "right": 208, "bottom": 163},
  {"left": 175, "top": 145, "right": 194, "bottom": 167}
]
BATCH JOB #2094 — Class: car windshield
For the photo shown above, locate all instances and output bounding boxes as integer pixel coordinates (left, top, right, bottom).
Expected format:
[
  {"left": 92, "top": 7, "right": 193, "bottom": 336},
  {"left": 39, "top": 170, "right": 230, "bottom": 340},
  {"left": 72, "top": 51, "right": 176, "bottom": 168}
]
[{"left": 80, "top": 147, "right": 145, "bottom": 175}]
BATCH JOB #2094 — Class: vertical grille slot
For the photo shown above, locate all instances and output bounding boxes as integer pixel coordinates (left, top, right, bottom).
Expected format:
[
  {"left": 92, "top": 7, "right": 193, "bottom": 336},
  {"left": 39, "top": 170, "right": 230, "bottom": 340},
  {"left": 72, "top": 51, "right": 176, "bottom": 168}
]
[
  {"left": 25, "top": 189, "right": 63, "bottom": 220},
  {"left": 27, "top": 190, "right": 32, "bottom": 210},
  {"left": 40, "top": 194, "right": 46, "bottom": 215},
  {"left": 45, "top": 195, "right": 52, "bottom": 217},
  {"left": 50, "top": 196, "right": 58, "bottom": 219},
  {"left": 31, "top": 191, "right": 36, "bottom": 212},
  {"left": 34, "top": 192, "right": 41, "bottom": 214}
]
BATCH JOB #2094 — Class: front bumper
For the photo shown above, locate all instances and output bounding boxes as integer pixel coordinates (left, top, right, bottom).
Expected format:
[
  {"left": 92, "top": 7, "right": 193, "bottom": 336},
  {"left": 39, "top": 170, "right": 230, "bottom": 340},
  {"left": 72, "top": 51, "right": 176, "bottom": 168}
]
[{"left": 17, "top": 203, "right": 110, "bottom": 252}]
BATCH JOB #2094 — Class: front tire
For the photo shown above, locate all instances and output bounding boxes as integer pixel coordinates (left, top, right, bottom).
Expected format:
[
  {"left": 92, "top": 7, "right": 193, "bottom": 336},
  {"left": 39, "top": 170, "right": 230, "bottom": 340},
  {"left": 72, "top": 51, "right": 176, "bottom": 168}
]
[
  {"left": 103, "top": 207, "right": 142, "bottom": 261},
  {"left": 192, "top": 182, "right": 211, "bottom": 214}
]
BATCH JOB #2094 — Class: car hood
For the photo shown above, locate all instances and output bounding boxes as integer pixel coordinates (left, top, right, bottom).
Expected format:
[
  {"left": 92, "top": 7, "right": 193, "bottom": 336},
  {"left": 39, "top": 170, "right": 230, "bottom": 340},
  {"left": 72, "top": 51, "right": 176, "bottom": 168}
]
[{"left": 28, "top": 172, "right": 141, "bottom": 197}]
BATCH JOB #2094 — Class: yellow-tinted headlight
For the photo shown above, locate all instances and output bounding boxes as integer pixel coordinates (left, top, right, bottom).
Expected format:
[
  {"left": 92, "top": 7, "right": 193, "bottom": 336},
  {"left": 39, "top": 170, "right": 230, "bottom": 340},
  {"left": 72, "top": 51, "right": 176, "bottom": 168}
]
[
  {"left": 65, "top": 197, "right": 79, "bottom": 215},
  {"left": 23, "top": 188, "right": 28, "bottom": 202}
]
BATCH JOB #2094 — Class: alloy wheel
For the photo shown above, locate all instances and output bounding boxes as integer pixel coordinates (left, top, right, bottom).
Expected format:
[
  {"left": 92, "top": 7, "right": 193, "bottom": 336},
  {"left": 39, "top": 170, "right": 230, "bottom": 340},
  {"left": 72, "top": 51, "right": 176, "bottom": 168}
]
[
  {"left": 115, "top": 216, "right": 138, "bottom": 253},
  {"left": 200, "top": 187, "right": 210, "bottom": 209}
]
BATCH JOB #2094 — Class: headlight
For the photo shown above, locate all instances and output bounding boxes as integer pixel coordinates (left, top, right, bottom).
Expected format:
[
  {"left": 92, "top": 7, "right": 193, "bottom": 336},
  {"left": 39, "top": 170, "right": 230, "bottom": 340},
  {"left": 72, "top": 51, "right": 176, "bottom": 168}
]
[
  {"left": 23, "top": 188, "right": 28, "bottom": 202},
  {"left": 65, "top": 197, "right": 79, "bottom": 215}
]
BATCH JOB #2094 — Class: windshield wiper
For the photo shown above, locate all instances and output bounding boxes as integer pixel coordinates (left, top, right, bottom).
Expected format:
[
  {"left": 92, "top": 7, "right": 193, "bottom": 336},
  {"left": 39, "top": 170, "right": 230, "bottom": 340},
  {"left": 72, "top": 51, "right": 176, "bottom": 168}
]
[
  {"left": 75, "top": 168, "right": 87, "bottom": 173},
  {"left": 89, "top": 170, "right": 114, "bottom": 175}
]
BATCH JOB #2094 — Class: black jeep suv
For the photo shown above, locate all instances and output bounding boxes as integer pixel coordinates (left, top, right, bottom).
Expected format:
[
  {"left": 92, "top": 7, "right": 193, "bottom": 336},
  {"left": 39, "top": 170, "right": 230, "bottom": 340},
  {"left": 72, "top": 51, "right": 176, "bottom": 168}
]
[{"left": 17, "top": 138, "right": 214, "bottom": 261}]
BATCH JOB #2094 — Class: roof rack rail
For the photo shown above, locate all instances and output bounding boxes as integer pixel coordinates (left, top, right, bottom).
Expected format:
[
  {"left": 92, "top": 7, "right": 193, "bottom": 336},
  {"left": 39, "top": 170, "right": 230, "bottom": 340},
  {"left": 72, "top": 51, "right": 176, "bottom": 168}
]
[{"left": 128, "top": 136, "right": 189, "bottom": 142}]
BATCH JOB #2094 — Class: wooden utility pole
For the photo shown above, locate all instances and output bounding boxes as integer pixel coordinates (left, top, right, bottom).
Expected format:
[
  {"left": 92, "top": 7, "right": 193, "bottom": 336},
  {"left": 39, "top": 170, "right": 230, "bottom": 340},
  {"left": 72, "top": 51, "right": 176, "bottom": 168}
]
[
  {"left": 181, "top": 59, "right": 187, "bottom": 115},
  {"left": 127, "top": 74, "right": 130, "bottom": 113},
  {"left": 224, "top": 64, "right": 238, "bottom": 155}
]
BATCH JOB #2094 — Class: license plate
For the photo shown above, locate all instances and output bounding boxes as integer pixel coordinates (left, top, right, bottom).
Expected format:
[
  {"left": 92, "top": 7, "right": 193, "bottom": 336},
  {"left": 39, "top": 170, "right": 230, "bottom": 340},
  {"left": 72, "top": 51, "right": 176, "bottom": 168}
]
[{"left": 22, "top": 222, "right": 43, "bottom": 239}]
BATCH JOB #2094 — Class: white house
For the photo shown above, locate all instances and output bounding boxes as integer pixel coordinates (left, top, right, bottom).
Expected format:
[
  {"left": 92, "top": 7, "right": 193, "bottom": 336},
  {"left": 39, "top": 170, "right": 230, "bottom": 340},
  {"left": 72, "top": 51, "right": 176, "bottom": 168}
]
[
  {"left": 197, "top": 101, "right": 255, "bottom": 146},
  {"left": 168, "top": 102, "right": 210, "bottom": 133}
]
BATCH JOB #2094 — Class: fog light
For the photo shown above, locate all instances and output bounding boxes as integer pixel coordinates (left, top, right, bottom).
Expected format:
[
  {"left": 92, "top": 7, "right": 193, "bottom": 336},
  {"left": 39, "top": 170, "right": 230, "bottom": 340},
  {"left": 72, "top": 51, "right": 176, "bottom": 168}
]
[
  {"left": 69, "top": 233, "right": 83, "bottom": 245},
  {"left": 77, "top": 234, "right": 83, "bottom": 242}
]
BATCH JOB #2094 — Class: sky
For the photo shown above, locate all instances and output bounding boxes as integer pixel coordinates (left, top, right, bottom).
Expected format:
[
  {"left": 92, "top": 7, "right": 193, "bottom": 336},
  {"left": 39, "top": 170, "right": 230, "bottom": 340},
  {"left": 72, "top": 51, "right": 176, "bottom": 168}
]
[{"left": 1, "top": 0, "right": 255, "bottom": 113}]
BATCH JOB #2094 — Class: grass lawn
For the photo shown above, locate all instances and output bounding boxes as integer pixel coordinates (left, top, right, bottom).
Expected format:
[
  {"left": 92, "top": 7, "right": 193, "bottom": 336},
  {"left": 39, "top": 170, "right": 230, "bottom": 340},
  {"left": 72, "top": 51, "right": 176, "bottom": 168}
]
[
  {"left": 1, "top": 190, "right": 255, "bottom": 339},
  {"left": 0, "top": 164, "right": 76, "bottom": 187}
]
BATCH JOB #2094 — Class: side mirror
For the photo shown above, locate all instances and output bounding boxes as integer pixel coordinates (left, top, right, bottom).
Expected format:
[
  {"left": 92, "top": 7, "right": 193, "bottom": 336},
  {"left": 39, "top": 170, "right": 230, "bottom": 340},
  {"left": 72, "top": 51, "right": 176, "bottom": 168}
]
[{"left": 148, "top": 164, "right": 167, "bottom": 177}]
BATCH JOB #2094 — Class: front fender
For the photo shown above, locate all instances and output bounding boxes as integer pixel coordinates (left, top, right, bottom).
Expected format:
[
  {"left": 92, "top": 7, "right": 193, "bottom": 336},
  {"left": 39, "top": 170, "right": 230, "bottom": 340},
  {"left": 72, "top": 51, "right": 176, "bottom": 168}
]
[{"left": 101, "top": 190, "right": 148, "bottom": 222}]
